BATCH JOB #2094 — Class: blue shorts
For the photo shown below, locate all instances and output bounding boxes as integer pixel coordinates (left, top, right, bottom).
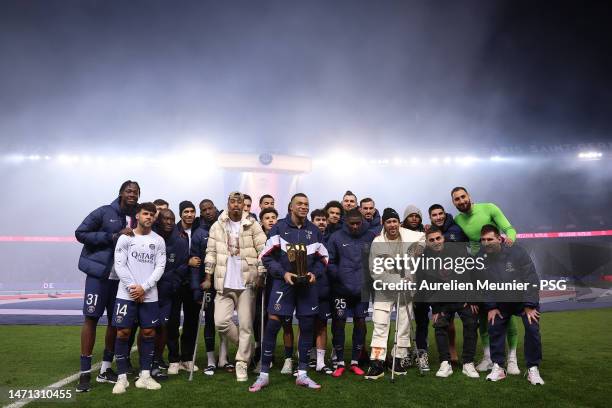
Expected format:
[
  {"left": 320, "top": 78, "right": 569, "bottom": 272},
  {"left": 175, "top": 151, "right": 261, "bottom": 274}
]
[
  {"left": 112, "top": 299, "right": 160, "bottom": 329},
  {"left": 317, "top": 299, "right": 332, "bottom": 321},
  {"left": 267, "top": 279, "right": 319, "bottom": 317},
  {"left": 83, "top": 276, "right": 119, "bottom": 318},
  {"left": 332, "top": 294, "right": 369, "bottom": 320}
]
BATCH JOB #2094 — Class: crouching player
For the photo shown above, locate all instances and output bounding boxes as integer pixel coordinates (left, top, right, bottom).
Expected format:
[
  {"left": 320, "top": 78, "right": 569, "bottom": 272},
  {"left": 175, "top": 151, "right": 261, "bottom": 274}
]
[
  {"left": 327, "top": 208, "right": 376, "bottom": 377},
  {"left": 419, "top": 227, "right": 479, "bottom": 379},
  {"left": 249, "top": 193, "right": 329, "bottom": 392},
  {"left": 111, "top": 202, "right": 167, "bottom": 394},
  {"left": 480, "top": 225, "right": 545, "bottom": 385}
]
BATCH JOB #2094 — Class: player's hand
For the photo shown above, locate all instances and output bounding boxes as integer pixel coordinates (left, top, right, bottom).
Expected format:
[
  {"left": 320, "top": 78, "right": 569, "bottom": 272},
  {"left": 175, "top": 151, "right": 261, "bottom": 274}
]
[
  {"left": 136, "top": 294, "right": 145, "bottom": 303},
  {"left": 307, "top": 272, "right": 316, "bottom": 284},
  {"left": 523, "top": 307, "right": 540, "bottom": 324},
  {"left": 504, "top": 237, "right": 514, "bottom": 247},
  {"left": 200, "top": 279, "right": 211, "bottom": 290},
  {"left": 119, "top": 227, "right": 134, "bottom": 237},
  {"left": 432, "top": 312, "right": 443, "bottom": 324},
  {"left": 128, "top": 284, "right": 145, "bottom": 300},
  {"left": 468, "top": 304, "right": 479, "bottom": 315},
  {"left": 284, "top": 272, "right": 297, "bottom": 285},
  {"left": 488, "top": 308, "right": 502, "bottom": 325},
  {"left": 188, "top": 257, "right": 201, "bottom": 267},
  {"left": 424, "top": 224, "right": 431, "bottom": 232}
]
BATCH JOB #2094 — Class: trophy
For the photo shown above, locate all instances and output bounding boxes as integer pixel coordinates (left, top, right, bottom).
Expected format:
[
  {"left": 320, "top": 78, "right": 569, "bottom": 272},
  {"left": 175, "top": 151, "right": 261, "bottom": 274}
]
[{"left": 287, "top": 243, "right": 309, "bottom": 286}]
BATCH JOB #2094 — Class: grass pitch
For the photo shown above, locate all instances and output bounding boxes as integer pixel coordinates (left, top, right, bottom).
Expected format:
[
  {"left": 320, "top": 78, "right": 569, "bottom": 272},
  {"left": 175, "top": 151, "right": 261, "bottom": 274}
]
[{"left": 1, "top": 308, "right": 611, "bottom": 408}]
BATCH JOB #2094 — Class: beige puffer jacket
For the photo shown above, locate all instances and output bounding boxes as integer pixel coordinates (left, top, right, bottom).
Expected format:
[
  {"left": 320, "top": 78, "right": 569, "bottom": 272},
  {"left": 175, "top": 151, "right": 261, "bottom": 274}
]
[{"left": 204, "top": 211, "right": 267, "bottom": 294}]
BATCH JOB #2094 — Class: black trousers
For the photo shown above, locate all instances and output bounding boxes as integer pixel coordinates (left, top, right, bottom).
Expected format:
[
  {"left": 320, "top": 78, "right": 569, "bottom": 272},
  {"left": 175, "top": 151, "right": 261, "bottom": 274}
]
[
  {"left": 433, "top": 304, "right": 478, "bottom": 364},
  {"left": 167, "top": 284, "right": 200, "bottom": 363}
]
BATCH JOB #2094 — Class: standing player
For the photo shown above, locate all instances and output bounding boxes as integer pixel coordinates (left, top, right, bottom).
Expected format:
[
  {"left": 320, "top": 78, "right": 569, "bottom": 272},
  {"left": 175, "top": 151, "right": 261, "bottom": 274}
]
[
  {"left": 166, "top": 201, "right": 200, "bottom": 374},
  {"left": 324, "top": 200, "right": 344, "bottom": 239},
  {"left": 198, "top": 199, "right": 220, "bottom": 232},
  {"left": 401, "top": 205, "right": 430, "bottom": 372},
  {"left": 202, "top": 192, "right": 267, "bottom": 382},
  {"left": 327, "top": 209, "right": 376, "bottom": 377},
  {"left": 152, "top": 209, "right": 189, "bottom": 380},
  {"left": 243, "top": 194, "right": 258, "bottom": 220},
  {"left": 342, "top": 191, "right": 358, "bottom": 212},
  {"left": 451, "top": 187, "right": 520, "bottom": 374},
  {"left": 359, "top": 197, "right": 382, "bottom": 234},
  {"left": 479, "top": 225, "right": 544, "bottom": 385},
  {"left": 75, "top": 180, "right": 139, "bottom": 392},
  {"left": 111, "top": 202, "right": 166, "bottom": 394},
  {"left": 259, "top": 194, "right": 275, "bottom": 210},
  {"left": 365, "top": 208, "right": 425, "bottom": 380},
  {"left": 249, "top": 193, "right": 329, "bottom": 392}
]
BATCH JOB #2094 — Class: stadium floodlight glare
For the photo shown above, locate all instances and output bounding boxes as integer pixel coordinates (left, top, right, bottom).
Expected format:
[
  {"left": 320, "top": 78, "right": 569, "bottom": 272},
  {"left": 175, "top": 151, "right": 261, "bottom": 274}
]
[
  {"left": 430, "top": 157, "right": 439, "bottom": 164},
  {"left": 443, "top": 157, "right": 452, "bottom": 164},
  {"left": 490, "top": 155, "right": 503, "bottom": 161},
  {"left": 28, "top": 155, "right": 41, "bottom": 161},
  {"left": 410, "top": 157, "right": 420, "bottom": 165},
  {"left": 578, "top": 151, "right": 603, "bottom": 160}
]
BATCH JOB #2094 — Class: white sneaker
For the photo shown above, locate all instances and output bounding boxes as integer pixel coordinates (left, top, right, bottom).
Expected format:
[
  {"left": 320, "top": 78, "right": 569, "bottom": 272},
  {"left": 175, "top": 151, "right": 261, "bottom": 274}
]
[
  {"left": 112, "top": 376, "right": 129, "bottom": 394},
  {"left": 527, "top": 366, "right": 545, "bottom": 385},
  {"left": 507, "top": 356, "right": 521, "bottom": 375},
  {"left": 236, "top": 361, "right": 248, "bottom": 382},
  {"left": 180, "top": 361, "right": 199, "bottom": 372},
  {"left": 280, "top": 358, "right": 293, "bottom": 375},
  {"left": 476, "top": 357, "right": 493, "bottom": 372},
  {"left": 135, "top": 373, "right": 161, "bottom": 390},
  {"left": 486, "top": 363, "right": 506, "bottom": 382},
  {"left": 462, "top": 362, "right": 480, "bottom": 378},
  {"left": 435, "top": 361, "right": 453, "bottom": 378},
  {"left": 167, "top": 362, "right": 180, "bottom": 375}
]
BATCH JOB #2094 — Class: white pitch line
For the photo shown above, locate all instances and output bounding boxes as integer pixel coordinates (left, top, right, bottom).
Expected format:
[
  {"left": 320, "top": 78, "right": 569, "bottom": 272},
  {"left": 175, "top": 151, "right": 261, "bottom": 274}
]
[{"left": 4, "top": 345, "right": 138, "bottom": 408}]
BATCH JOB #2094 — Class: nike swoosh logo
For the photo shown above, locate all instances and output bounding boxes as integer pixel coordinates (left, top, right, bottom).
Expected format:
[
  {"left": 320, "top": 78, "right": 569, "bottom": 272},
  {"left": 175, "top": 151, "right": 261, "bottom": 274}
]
[
  {"left": 284, "top": 232, "right": 290, "bottom": 235},
  {"left": 342, "top": 243, "right": 349, "bottom": 247},
  {"left": 152, "top": 319, "right": 159, "bottom": 324},
  {"left": 311, "top": 306, "right": 318, "bottom": 310},
  {"left": 109, "top": 219, "right": 117, "bottom": 222}
]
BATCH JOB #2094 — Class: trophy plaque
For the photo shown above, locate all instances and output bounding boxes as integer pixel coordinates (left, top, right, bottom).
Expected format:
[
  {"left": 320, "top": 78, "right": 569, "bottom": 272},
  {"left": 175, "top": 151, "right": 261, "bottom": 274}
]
[{"left": 286, "top": 243, "right": 309, "bottom": 286}]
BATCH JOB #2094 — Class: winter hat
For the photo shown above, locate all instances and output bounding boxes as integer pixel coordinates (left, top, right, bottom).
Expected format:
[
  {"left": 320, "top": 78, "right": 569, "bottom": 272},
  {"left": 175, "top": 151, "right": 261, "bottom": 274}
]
[
  {"left": 403, "top": 205, "right": 422, "bottom": 221},
  {"left": 179, "top": 200, "right": 195, "bottom": 215},
  {"left": 382, "top": 207, "right": 400, "bottom": 223}
]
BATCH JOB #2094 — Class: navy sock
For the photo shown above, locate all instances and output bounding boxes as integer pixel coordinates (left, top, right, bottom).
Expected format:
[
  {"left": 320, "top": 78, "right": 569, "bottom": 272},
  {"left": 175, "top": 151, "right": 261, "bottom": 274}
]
[
  {"left": 80, "top": 355, "right": 92, "bottom": 373},
  {"left": 261, "top": 318, "right": 282, "bottom": 374},
  {"left": 297, "top": 316, "right": 315, "bottom": 371},
  {"left": 115, "top": 336, "right": 130, "bottom": 375},
  {"left": 332, "top": 319, "right": 346, "bottom": 363},
  {"left": 352, "top": 319, "right": 366, "bottom": 362},
  {"left": 140, "top": 335, "right": 155, "bottom": 371},
  {"left": 102, "top": 348, "right": 114, "bottom": 363},
  {"left": 284, "top": 346, "right": 293, "bottom": 359}
]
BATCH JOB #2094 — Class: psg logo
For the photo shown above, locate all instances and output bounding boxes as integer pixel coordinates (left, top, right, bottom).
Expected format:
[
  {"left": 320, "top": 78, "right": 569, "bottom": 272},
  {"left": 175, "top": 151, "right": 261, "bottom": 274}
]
[
  {"left": 337, "top": 309, "right": 345, "bottom": 317},
  {"left": 116, "top": 315, "right": 124, "bottom": 324},
  {"left": 274, "top": 303, "right": 281, "bottom": 311},
  {"left": 87, "top": 305, "right": 95, "bottom": 314},
  {"left": 149, "top": 244, "right": 156, "bottom": 250}
]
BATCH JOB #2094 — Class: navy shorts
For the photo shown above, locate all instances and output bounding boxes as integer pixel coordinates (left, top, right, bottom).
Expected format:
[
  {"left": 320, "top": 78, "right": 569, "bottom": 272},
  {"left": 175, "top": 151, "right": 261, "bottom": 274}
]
[
  {"left": 83, "top": 276, "right": 119, "bottom": 318},
  {"left": 317, "top": 299, "right": 332, "bottom": 321},
  {"left": 267, "top": 279, "right": 319, "bottom": 317},
  {"left": 112, "top": 299, "right": 160, "bottom": 329},
  {"left": 332, "top": 294, "right": 369, "bottom": 320}
]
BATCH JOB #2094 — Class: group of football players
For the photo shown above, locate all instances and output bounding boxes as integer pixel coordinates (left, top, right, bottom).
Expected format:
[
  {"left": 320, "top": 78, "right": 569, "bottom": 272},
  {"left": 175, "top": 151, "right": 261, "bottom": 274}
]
[{"left": 74, "top": 181, "right": 544, "bottom": 395}]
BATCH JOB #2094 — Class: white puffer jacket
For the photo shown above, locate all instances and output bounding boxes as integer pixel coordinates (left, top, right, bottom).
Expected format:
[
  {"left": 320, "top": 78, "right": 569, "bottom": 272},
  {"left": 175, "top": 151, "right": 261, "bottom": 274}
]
[{"left": 204, "top": 211, "right": 267, "bottom": 294}]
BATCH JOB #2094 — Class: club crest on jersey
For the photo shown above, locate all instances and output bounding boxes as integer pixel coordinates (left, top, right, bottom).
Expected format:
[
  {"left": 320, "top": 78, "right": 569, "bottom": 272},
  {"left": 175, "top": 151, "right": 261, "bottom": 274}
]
[
  {"left": 149, "top": 244, "right": 155, "bottom": 250},
  {"left": 116, "top": 315, "right": 123, "bottom": 324},
  {"left": 505, "top": 262, "right": 515, "bottom": 273},
  {"left": 305, "top": 230, "right": 313, "bottom": 241},
  {"left": 168, "top": 253, "right": 176, "bottom": 263},
  {"left": 337, "top": 309, "right": 345, "bottom": 317},
  {"left": 87, "top": 305, "right": 95, "bottom": 314},
  {"left": 274, "top": 303, "right": 281, "bottom": 311}
]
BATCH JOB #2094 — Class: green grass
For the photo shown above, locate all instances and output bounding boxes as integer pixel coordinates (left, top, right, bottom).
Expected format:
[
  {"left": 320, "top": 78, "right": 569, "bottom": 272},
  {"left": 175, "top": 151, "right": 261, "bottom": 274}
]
[{"left": 1, "top": 308, "right": 611, "bottom": 408}]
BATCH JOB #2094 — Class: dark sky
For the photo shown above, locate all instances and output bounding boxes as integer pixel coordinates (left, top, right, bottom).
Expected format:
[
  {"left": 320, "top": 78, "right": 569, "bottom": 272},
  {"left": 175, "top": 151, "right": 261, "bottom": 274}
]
[{"left": 1, "top": 0, "right": 611, "bottom": 156}]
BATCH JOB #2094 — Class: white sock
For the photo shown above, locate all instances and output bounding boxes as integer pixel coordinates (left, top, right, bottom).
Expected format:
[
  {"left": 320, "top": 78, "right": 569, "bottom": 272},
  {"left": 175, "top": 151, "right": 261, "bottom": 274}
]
[
  {"left": 297, "top": 369, "right": 307, "bottom": 377},
  {"left": 350, "top": 360, "right": 358, "bottom": 366},
  {"left": 316, "top": 349, "right": 326, "bottom": 370},
  {"left": 508, "top": 348, "right": 517, "bottom": 360},
  {"left": 140, "top": 370, "right": 150, "bottom": 378},
  {"left": 118, "top": 373, "right": 127, "bottom": 381},
  {"left": 207, "top": 351, "right": 216, "bottom": 367},
  {"left": 483, "top": 345, "right": 491, "bottom": 360},
  {"left": 100, "top": 361, "right": 111, "bottom": 374},
  {"left": 259, "top": 372, "right": 269, "bottom": 379}
]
